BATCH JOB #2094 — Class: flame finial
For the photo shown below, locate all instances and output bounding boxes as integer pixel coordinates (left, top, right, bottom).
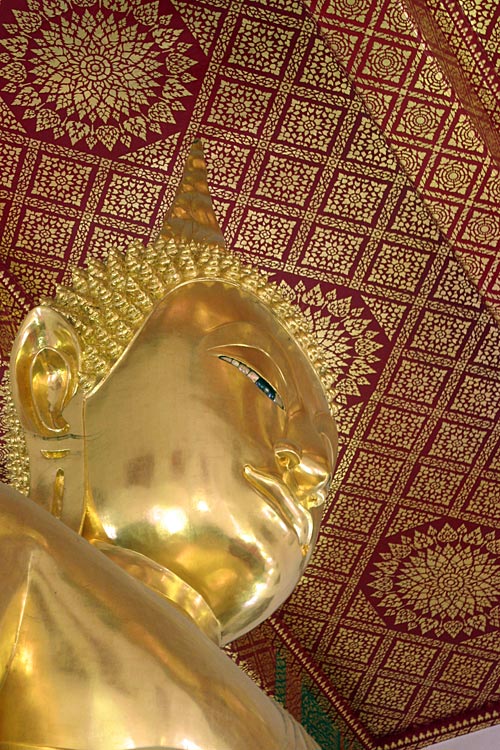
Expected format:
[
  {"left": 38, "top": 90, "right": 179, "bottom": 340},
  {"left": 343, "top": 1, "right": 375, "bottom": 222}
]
[{"left": 159, "top": 140, "right": 225, "bottom": 248}]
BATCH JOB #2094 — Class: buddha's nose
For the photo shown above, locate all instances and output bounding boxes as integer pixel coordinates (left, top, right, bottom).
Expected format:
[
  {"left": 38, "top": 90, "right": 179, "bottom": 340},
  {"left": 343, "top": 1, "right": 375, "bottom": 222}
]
[{"left": 274, "top": 413, "right": 335, "bottom": 509}]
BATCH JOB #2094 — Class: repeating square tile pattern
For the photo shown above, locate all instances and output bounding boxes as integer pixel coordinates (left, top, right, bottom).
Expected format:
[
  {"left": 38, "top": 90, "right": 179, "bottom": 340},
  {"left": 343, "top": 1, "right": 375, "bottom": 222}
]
[
  {"left": 369, "top": 676, "right": 417, "bottom": 711},
  {"left": 427, "top": 421, "right": 487, "bottom": 464},
  {"left": 449, "top": 374, "right": 500, "bottom": 420},
  {"left": 389, "top": 358, "right": 450, "bottom": 405},
  {"left": 234, "top": 208, "right": 297, "bottom": 262},
  {"left": 329, "top": 492, "right": 383, "bottom": 533},
  {"left": 360, "top": 39, "right": 415, "bottom": 86},
  {"left": 255, "top": 154, "right": 319, "bottom": 204},
  {"left": 460, "top": 208, "right": 500, "bottom": 249},
  {"left": 410, "top": 310, "right": 473, "bottom": 358},
  {"left": 466, "top": 478, "right": 500, "bottom": 519},
  {"left": 100, "top": 174, "right": 164, "bottom": 223},
  {"left": 207, "top": 78, "right": 273, "bottom": 135},
  {"left": 368, "top": 405, "right": 426, "bottom": 450},
  {"left": 275, "top": 96, "right": 345, "bottom": 151},
  {"left": 332, "top": 627, "right": 382, "bottom": 664},
  {"left": 228, "top": 17, "right": 297, "bottom": 76},
  {"left": 348, "top": 449, "right": 404, "bottom": 493},
  {"left": 297, "top": 35, "right": 351, "bottom": 93},
  {"left": 15, "top": 207, "right": 75, "bottom": 259},
  {"left": 368, "top": 241, "right": 430, "bottom": 291},
  {"left": 428, "top": 155, "right": 480, "bottom": 197},
  {"left": 439, "top": 654, "right": 494, "bottom": 689},
  {"left": 203, "top": 140, "right": 252, "bottom": 191},
  {"left": 384, "top": 639, "right": 438, "bottom": 676},
  {"left": 394, "top": 98, "right": 447, "bottom": 143},
  {"left": 405, "top": 464, "right": 464, "bottom": 505},
  {"left": 31, "top": 153, "right": 93, "bottom": 207},
  {"left": 473, "top": 323, "right": 500, "bottom": 365},
  {"left": 421, "top": 689, "right": 472, "bottom": 719},
  {"left": 322, "top": 171, "right": 391, "bottom": 224},
  {"left": 387, "top": 188, "right": 440, "bottom": 240},
  {"left": 300, "top": 225, "right": 367, "bottom": 275}
]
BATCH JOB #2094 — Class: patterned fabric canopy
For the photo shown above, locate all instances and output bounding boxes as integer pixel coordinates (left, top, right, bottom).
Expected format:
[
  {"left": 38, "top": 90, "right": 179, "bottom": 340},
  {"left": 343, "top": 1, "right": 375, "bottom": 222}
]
[
  {"left": 307, "top": 0, "right": 500, "bottom": 324},
  {"left": 0, "top": 1, "right": 499, "bottom": 748}
]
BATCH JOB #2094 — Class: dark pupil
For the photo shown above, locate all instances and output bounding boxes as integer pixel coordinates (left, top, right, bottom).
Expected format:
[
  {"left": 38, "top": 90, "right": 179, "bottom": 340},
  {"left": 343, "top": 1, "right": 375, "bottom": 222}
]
[{"left": 256, "top": 377, "right": 276, "bottom": 401}]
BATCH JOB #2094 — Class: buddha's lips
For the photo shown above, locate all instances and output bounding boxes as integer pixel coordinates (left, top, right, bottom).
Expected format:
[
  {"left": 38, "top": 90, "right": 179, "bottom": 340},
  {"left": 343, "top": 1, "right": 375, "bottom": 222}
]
[{"left": 243, "top": 464, "right": 313, "bottom": 547}]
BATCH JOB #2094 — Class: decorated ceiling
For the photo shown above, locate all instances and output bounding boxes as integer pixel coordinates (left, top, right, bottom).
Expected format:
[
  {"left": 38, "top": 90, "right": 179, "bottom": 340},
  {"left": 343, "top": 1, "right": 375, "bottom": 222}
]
[{"left": 0, "top": 0, "right": 499, "bottom": 749}]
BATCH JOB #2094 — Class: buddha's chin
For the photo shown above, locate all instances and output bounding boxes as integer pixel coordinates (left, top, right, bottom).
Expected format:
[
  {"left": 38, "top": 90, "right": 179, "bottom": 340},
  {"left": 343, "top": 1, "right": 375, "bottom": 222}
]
[
  {"left": 146, "top": 527, "right": 305, "bottom": 644},
  {"left": 213, "top": 539, "right": 306, "bottom": 644},
  {"left": 220, "top": 572, "right": 302, "bottom": 644},
  {"left": 90, "top": 489, "right": 308, "bottom": 642}
]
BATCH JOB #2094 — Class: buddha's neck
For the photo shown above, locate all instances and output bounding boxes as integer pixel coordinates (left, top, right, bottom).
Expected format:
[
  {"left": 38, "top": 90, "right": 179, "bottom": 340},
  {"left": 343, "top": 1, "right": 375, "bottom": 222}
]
[{"left": 91, "top": 539, "right": 222, "bottom": 645}]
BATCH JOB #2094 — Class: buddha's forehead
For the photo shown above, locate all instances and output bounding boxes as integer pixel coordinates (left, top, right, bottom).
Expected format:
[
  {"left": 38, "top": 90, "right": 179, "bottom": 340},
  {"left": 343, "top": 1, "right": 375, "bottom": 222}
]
[
  {"left": 147, "top": 278, "right": 284, "bottom": 335},
  {"left": 89, "top": 278, "right": 329, "bottom": 416},
  {"left": 141, "top": 278, "right": 329, "bottom": 411},
  {"left": 145, "top": 279, "right": 311, "bottom": 377}
]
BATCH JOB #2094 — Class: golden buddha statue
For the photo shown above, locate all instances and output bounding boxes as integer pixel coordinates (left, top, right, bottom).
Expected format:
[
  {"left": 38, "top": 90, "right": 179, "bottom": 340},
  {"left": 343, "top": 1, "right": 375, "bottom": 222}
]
[{"left": 0, "top": 142, "right": 338, "bottom": 749}]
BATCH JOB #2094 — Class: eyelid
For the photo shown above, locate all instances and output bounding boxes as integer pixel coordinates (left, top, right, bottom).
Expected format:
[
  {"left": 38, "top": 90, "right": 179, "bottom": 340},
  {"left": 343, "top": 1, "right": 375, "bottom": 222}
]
[
  {"left": 206, "top": 343, "right": 286, "bottom": 396},
  {"left": 218, "top": 355, "right": 285, "bottom": 410}
]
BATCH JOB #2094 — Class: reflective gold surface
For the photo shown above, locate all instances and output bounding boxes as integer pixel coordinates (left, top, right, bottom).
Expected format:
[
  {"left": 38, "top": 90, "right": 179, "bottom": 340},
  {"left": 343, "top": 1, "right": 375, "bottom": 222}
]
[
  {"left": 83, "top": 279, "right": 336, "bottom": 643},
  {"left": 0, "top": 483, "right": 320, "bottom": 749},
  {"left": 159, "top": 138, "right": 226, "bottom": 248},
  {"left": 3, "top": 143, "right": 337, "bottom": 748},
  {"left": 10, "top": 306, "right": 85, "bottom": 532}
]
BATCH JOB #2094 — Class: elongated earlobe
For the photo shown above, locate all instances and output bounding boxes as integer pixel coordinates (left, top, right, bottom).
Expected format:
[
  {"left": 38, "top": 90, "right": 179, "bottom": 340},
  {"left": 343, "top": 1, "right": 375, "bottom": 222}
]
[{"left": 10, "top": 306, "right": 81, "bottom": 437}]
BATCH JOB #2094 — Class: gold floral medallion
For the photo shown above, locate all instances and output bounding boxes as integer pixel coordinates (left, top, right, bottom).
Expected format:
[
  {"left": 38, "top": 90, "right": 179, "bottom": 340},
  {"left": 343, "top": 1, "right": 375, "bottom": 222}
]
[
  {"left": 0, "top": 0, "right": 205, "bottom": 152},
  {"left": 367, "top": 521, "right": 500, "bottom": 642}
]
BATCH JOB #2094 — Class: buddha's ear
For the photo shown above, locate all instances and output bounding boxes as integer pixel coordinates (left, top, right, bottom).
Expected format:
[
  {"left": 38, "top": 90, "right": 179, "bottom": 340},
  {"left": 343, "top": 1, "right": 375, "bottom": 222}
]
[{"left": 10, "top": 306, "right": 81, "bottom": 437}]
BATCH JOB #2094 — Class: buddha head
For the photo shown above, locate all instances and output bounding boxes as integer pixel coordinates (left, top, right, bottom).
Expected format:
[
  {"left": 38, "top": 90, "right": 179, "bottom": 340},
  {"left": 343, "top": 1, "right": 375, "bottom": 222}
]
[{"left": 8, "top": 142, "right": 338, "bottom": 645}]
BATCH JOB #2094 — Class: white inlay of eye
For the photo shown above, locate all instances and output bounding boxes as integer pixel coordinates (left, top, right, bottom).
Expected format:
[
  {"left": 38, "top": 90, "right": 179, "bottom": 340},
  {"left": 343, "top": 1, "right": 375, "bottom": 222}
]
[{"left": 219, "top": 356, "right": 284, "bottom": 409}]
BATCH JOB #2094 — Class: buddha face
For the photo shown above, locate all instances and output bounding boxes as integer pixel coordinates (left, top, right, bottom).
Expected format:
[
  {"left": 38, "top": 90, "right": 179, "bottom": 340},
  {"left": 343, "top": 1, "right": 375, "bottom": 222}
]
[{"left": 84, "top": 279, "right": 337, "bottom": 643}]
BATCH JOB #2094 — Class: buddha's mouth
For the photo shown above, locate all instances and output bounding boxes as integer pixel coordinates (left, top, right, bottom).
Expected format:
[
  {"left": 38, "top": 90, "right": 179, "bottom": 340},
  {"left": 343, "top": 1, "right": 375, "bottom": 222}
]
[{"left": 243, "top": 464, "right": 314, "bottom": 548}]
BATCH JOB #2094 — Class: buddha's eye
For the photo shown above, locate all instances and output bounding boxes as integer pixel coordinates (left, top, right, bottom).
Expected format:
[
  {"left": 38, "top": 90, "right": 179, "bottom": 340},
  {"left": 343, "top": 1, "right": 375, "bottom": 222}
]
[{"left": 219, "top": 355, "right": 284, "bottom": 410}]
